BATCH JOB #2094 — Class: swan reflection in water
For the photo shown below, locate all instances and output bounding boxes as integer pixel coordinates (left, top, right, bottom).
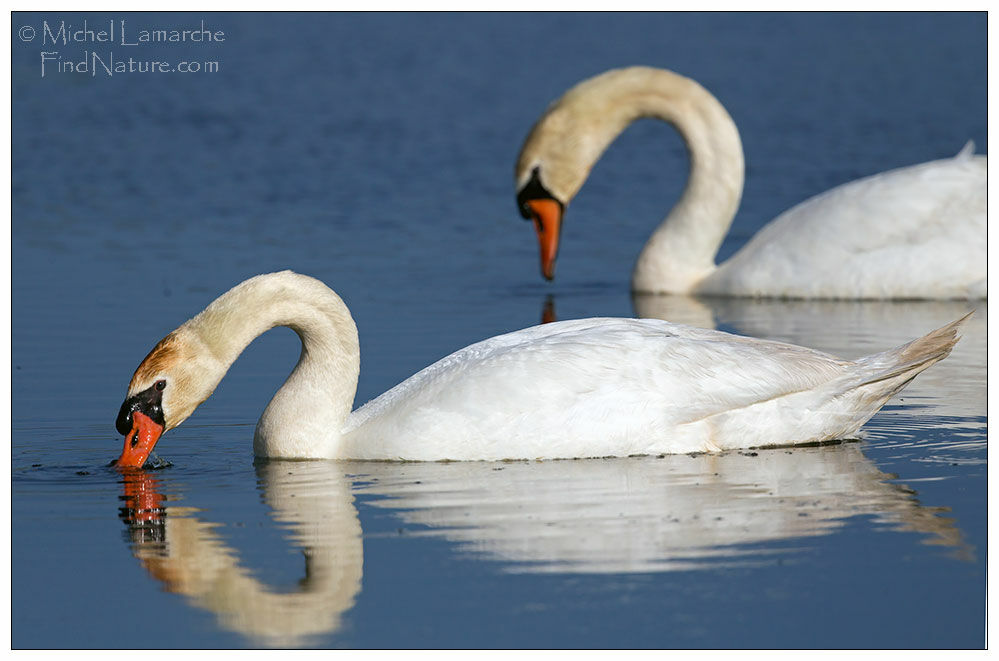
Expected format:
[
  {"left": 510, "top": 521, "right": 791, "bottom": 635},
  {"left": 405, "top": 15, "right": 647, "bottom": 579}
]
[
  {"left": 119, "top": 443, "right": 972, "bottom": 645},
  {"left": 352, "top": 444, "right": 973, "bottom": 574},
  {"left": 118, "top": 461, "right": 363, "bottom": 648}
]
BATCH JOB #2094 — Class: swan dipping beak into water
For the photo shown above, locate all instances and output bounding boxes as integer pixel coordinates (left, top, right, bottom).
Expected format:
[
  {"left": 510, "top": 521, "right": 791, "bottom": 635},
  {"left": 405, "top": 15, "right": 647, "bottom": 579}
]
[
  {"left": 515, "top": 66, "right": 986, "bottom": 299},
  {"left": 115, "top": 271, "right": 968, "bottom": 467}
]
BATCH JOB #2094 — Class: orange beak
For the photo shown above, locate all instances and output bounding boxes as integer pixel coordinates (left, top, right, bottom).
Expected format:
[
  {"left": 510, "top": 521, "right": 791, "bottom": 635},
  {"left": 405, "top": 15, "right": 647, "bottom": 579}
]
[
  {"left": 117, "top": 411, "right": 164, "bottom": 469},
  {"left": 526, "top": 199, "right": 563, "bottom": 281}
]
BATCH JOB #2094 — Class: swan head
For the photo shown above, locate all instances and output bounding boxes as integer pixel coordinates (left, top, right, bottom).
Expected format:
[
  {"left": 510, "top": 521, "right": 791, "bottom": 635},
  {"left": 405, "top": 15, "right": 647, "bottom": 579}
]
[
  {"left": 114, "top": 328, "right": 222, "bottom": 468},
  {"left": 515, "top": 73, "right": 635, "bottom": 280},
  {"left": 515, "top": 107, "right": 597, "bottom": 281},
  {"left": 516, "top": 166, "right": 566, "bottom": 280}
]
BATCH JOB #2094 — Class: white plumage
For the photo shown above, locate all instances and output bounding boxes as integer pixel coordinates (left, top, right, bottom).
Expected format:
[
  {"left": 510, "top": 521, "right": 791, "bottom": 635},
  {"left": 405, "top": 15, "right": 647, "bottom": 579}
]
[
  {"left": 120, "top": 272, "right": 967, "bottom": 462},
  {"left": 704, "top": 143, "right": 986, "bottom": 298},
  {"left": 515, "top": 67, "right": 986, "bottom": 299}
]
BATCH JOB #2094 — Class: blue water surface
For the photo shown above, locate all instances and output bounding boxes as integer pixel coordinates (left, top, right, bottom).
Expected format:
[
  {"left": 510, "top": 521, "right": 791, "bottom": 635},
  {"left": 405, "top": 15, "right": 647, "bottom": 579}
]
[{"left": 11, "top": 11, "right": 986, "bottom": 649}]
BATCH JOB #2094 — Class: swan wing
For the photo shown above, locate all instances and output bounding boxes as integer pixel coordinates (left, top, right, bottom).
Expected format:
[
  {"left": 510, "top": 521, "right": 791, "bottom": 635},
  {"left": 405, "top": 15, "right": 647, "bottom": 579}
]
[
  {"left": 704, "top": 149, "right": 986, "bottom": 299},
  {"left": 341, "top": 318, "right": 854, "bottom": 460}
]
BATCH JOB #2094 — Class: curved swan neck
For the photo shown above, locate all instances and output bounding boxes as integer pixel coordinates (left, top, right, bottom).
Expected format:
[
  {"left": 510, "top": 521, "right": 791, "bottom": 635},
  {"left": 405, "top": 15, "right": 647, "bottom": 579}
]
[
  {"left": 125, "top": 463, "right": 363, "bottom": 646},
  {"left": 630, "top": 71, "right": 745, "bottom": 293},
  {"left": 517, "top": 67, "right": 745, "bottom": 294},
  {"left": 182, "top": 271, "right": 361, "bottom": 458}
]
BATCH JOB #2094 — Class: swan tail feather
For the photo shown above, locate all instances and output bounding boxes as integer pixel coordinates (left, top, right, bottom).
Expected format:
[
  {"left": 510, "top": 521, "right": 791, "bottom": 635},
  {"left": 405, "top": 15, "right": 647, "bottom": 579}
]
[
  {"left": 956, "top": 140, "right": 976, "bottom": 160},
  {"left": 856, "top": 312, "right": 971, "bottom": 389},
  {"left": 791, "top": 313, "right": 972, "bottom": 443}
]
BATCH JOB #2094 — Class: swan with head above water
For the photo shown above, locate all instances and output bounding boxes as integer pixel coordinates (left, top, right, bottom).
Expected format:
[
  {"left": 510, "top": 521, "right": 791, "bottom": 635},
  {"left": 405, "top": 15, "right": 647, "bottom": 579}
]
[
  {"left": 515, "top": 66, "right": 986, "bottom": 299},
  {"left": 115, "top": 271, "right": 968, "bottom": 465}
]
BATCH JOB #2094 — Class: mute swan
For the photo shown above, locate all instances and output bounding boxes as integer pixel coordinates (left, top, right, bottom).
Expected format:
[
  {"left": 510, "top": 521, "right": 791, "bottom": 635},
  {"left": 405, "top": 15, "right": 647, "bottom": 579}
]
[
  {"left": 115, "top": 271, "right": 966, "bottom": 465},
  {"left": 515, "top": 66, "right": 986, "bottom": 299}
]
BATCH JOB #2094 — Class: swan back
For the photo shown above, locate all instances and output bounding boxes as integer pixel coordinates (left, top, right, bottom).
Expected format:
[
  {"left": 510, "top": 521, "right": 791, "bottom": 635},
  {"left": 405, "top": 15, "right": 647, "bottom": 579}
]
[
  {"left": 702, "top": 147, "right": 987, "bottom": 299},
  {"left": 340, "top": 317, "right": 954, "bottom": 460}
]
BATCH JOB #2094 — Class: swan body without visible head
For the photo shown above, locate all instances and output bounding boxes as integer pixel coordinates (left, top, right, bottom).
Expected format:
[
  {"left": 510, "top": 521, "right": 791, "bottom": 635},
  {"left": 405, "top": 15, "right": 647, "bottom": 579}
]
[
  {"left": 515, "top": 66, "right": 986, "bottom": 299},
  {"left": 115, "top": 271, "right": 967, "bottom": 463}
]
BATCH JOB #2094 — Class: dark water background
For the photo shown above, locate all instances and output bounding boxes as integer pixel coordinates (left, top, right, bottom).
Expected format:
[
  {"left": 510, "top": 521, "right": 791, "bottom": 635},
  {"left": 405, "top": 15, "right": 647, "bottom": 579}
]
[{"left": 11, "top": 12, "right": 986, "bottom": 649}]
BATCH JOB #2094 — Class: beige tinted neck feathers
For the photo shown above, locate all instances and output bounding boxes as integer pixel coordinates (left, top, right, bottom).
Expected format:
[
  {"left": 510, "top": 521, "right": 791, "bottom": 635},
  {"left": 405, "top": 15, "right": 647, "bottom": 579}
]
[
  {"left": 516, "top": 66, "right": 744, "bottom": 292},
  {"left": 135, "top": 271, "right": 361, "bottom": 458}
]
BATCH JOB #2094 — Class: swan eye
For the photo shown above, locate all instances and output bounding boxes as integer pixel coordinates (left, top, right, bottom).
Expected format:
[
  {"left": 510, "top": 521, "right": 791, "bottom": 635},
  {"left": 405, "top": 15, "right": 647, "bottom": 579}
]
[
  {"left": 154, "top": 380, "right": 166, "bottom": 392},
  {"left": 516, "top": 167, "right": 558, "bottom": 220}
]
